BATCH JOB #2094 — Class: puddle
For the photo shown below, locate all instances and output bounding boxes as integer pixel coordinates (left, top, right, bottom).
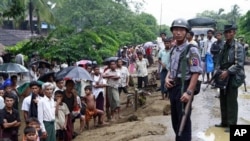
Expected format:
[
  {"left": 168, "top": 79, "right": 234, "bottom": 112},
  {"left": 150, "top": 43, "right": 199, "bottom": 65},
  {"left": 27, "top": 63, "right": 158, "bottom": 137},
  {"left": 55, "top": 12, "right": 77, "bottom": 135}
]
[
  {"left": 197, "top": 127, "right": 229, "bottom": 141},
  {"left": 239, "top": 94, "right": 250, "bottom": 99}
]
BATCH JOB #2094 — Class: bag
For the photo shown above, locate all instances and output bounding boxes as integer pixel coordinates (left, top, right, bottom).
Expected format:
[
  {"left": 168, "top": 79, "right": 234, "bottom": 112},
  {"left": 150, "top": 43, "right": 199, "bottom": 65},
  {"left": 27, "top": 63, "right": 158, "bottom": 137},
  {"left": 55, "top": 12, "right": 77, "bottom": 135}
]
[
  {"left": 205, "top": 53, "right": 214, "bottom": 72},
  {"left": 231, "top": 70, "right": 246, "bottom": 88},
  {"left": 212, "top": 70, "right": 229, "bottom": 89},
  {"left": 194, "top": 80, "right": 201, "bottom": 95}
]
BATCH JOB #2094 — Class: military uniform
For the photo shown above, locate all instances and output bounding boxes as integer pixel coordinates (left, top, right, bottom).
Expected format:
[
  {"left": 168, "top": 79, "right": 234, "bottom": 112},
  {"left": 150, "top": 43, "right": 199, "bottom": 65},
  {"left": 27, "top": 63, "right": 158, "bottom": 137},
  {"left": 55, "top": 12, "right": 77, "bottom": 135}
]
[
  {"left": 217, "top": 39, "right": 245, "bottom": 127},
  {"left": 168, "top": 41, "right": 203, "bottom": 141}
]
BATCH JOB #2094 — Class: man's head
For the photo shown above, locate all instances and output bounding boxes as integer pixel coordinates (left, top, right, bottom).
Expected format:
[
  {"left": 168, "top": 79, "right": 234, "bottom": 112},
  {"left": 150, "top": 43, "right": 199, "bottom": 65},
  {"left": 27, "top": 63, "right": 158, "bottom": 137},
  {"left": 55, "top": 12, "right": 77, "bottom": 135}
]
[
  {"left": 42, "top": 82, "right": 54, "bottom": 98},
  {"left": 194, "top": 35, "right": 199, "bottom": 40},
  {"left": 223, "top": 24, "right": 237, "bottom": 42},
  {"left": 86, "top": 64, "right": 92, "bottom": 73},
  {"left": 117, "top": 59, "right": 123, "bottom": 67},
  {"left": 109, "top": 60, "right": 117, "bottom": 70},
  {"left": 215, "top": 32, "right": 223, "bottom": 41},
  {"left": 163, "top": 38, "right": 171, "bottom": 49},
  {"left": 29, "top": 81, "right": 41, "bottom": 95},
  {"left": 10, "top": 75, "right": 18, "bottom": 84},
  {"left": 65, "top": 80, "right": 75, "bottom": 91},
  {"left": 160, "top": 32, "right": 167, "bottom": 39},
  {"left": 93, "top": 65, "right": 100, "bottom": 75},
  {"left": 186, "top": 31, "right": 194, "bottom": 41},
  {"left": 170, "top": 18, "right": 190, "bottom": 44},
  {"left": 207, "top": 30, "right": 214, "bottom": 39},
  {"left": 55, "top": 78, "right": 64, "bottom": 89},
  {"left": 200, "top": 34, "right": 204, "bottom": 39},
  {"left": 3, "top": 94, "right": 15, "bottom": 108},
  {"left": 84, "top": 85, "right": 92, "bottom": 95}
]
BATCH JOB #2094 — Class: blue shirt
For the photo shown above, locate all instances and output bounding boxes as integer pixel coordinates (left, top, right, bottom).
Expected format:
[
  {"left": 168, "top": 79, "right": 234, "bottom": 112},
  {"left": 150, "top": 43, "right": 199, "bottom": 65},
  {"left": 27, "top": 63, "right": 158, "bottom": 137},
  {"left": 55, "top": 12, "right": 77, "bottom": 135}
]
[{"left": 158, "top": 49, "right": 170, "bottom": 71}]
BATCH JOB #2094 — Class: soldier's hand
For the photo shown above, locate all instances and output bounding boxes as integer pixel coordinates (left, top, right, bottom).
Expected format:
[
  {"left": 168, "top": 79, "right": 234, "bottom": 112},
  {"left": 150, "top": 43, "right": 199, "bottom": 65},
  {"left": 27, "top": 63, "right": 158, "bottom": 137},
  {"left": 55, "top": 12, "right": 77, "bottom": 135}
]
[
  {"left": 180, "top": 93, "right": 191, "bottom": 103},
  {"left": 220, "top": 71, "right": 229, "bottom": 80},
  {"left": 165, "top": 77, "right": 174, "bottom": 88}
]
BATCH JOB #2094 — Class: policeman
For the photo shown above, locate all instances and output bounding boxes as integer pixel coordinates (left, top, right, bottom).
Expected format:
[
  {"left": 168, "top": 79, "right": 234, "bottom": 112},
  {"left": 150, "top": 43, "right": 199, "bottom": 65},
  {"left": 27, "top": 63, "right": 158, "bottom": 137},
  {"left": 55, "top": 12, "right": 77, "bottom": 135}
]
[
  {"left": 215, "top": 24, "right": 245, "bottom": 132},
  {"left": 165, "top": 19, "right": 202, "bottom": 141}
]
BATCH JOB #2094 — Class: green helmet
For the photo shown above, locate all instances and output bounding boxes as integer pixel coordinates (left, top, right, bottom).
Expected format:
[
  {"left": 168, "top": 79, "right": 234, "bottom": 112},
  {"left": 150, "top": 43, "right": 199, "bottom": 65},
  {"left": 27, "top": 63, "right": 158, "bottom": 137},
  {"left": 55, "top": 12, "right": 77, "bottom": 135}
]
[{"left": 170, "top": 18, "right": 190, "bottom": 32}]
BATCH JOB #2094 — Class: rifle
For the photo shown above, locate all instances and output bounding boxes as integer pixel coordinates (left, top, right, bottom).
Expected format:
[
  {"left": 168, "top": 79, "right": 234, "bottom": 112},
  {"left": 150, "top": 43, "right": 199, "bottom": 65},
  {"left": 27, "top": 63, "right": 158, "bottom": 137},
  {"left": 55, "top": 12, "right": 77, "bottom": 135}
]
[
  {"left": 243, "top": 80, "right": 247, "bottom": 92},
  {"left": 202, "top": 69, "right": 222, "bottom": 92},
  {"left": 178, "top": 93, "right": 193, "bottom": 137}
]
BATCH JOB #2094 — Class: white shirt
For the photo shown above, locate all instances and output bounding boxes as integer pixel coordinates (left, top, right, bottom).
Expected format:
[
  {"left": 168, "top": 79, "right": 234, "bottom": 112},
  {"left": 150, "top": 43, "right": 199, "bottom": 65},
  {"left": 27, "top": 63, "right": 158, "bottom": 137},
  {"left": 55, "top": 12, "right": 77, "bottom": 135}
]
[
  {"left": 202, "top": 37, "right": 217, "bottom": 57},
  {"left": 21, "top": 94, "right": 43, "bottom": 112},
  {"left": 92, "top": 74, "right": 105, "bottom": 98},
  {"left": 117, "top": 66, "right": 129, "bottom": 87},
  {"left": 55, "top": 102, "right": 70, "bottom": 130},
  {"left": 38, "top": 96, "right": 55, "bottom": 132},
  {"left": 135, "top": 58, "right": 149, "bottom": 77},
  {"left": 0, "top": 96, "right": 4, "bottom": 109}
]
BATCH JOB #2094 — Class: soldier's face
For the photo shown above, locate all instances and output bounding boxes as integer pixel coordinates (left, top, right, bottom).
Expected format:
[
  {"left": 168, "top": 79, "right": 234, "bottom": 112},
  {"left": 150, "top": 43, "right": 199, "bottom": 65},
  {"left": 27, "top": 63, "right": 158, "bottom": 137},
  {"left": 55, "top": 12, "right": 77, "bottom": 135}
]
[
  {"left": 224, "top": 30, "right": 235, "bottom": 41},
  {"left": 172, "top": 27, "right": 187, "bottom": 41}
]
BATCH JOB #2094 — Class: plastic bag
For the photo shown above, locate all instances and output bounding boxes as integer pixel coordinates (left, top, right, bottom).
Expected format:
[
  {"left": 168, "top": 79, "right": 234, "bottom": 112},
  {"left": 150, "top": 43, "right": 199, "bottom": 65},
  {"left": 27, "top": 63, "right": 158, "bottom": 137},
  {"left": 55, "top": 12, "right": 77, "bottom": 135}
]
[{"left": 206, "top": 54, "right": 214, "bottom": 72}]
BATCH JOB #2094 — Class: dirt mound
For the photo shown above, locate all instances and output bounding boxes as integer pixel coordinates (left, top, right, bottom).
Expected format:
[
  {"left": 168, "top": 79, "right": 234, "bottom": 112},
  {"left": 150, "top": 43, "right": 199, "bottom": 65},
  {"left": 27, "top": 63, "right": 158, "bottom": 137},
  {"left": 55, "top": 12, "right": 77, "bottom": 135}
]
[{"left": 75, "top": 120, "right": 166, "bottom": 141}]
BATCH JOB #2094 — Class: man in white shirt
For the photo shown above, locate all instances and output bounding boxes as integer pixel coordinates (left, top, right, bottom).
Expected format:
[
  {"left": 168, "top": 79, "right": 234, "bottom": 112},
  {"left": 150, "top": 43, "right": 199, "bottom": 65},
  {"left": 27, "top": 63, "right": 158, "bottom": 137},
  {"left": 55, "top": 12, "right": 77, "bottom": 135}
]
[
  {"left": 201, "top": 30, "right": 217, "bottom": 83},
  {"left": 21, "top": 81, "right": 43, "bottom": 121},
  {"left": 135, "top": 52, "right": 149, "bottom": 88},
  {"left": 186, "top": 31, "right": 198, "bottom": 46},
  {"left": 117, "top": 59, "right": 130, "bottom": 95},
  {"left": 53, "top": 78, "right": 65, "bottom": 98},
  {"left": 38, "top": 82, "right": 56, "bottom": 141}
]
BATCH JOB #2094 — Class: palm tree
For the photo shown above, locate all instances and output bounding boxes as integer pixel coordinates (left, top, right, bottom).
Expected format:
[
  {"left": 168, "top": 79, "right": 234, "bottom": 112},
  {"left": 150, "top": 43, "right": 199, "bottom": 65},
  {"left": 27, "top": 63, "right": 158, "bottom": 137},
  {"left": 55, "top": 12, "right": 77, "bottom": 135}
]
[{"left": 230, "top": 4, "right": 241, "bottom": 24}]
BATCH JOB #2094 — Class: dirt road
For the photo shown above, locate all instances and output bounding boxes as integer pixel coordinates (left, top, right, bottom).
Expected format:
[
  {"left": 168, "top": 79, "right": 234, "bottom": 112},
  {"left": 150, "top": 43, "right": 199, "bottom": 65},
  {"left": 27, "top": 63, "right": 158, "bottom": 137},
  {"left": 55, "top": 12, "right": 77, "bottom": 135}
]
[{"left": 74, "top": 65, "right": 250, "bottom": 141}]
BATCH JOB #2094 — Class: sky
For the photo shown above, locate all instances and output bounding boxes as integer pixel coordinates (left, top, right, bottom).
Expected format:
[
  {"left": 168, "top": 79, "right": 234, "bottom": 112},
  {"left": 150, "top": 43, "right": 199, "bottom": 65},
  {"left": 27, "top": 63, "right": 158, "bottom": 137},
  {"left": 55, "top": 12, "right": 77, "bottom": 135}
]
[{"left": 141, "top": 0, "right": 250, "bottom": 26}]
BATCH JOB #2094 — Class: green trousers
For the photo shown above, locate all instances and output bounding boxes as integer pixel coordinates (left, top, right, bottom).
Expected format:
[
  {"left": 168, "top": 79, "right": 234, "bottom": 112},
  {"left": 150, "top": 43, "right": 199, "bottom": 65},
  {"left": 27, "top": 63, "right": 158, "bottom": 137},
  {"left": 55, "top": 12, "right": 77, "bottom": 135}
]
[{"left": 219, "top": 79, "right": 238, "bottom": 126}]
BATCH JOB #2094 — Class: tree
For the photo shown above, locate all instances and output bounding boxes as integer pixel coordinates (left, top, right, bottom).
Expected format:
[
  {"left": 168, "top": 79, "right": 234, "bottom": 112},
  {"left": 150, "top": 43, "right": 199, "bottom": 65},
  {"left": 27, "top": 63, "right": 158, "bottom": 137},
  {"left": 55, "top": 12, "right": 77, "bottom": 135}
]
[{"left": 238, "top": 10, "right": 250, "bottom": 43}]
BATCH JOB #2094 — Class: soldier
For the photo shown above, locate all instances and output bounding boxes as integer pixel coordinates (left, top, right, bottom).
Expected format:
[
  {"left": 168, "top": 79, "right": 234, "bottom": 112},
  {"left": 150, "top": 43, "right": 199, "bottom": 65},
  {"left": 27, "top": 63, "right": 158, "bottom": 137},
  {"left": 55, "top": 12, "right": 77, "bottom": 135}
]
[
  {"left": 215, "top": 24, "right": 245, "bottom": 132},
  {"left": 165, "top": 19, "right": 202, "bottom": 141}
]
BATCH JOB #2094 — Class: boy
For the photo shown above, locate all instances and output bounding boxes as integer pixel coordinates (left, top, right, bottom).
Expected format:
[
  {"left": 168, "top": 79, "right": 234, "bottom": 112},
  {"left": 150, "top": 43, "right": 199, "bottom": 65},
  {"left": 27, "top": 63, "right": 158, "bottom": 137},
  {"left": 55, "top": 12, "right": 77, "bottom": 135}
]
[
  {"left": 23, "top": 126, "right": 38, "bottom": 141},
  {"left": 25, "top": 117, "right": 41, "bottom": 141},
  {"left": 55, "top": 90, "right": 70, "bottom": 141},
  {"left": 83, "top": 85, "right": 105, "bottom": 129}
]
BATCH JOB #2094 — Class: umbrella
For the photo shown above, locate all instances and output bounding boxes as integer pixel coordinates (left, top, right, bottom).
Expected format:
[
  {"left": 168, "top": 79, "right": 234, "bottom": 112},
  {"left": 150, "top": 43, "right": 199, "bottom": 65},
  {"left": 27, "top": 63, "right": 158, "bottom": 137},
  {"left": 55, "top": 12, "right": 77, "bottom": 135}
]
[
  {"left": 0, "top": 63, "right": 28, "bottom": 73},
  {"left": 29, "top": 60, "right": 51, "bottom": 68},
  {"left": 17, "top": 80, "right": 44, "bottom": 95},
  {"left": 55, "top": 66, "right": 93, "bottom": 81},
  {"left": 143, "top": 41, "right": 154, "bottom": 49},
  {"left": 103, "top": 57, "right": 127, "bottom": 65},
  {"left": 188, "top": 17, "right": 216, "bottom": 28},
  {"left": 76, "top": 60, "right": 97, "bottom": 67},
  {"left": 38, "top": 71, "right": 55, "bottom": 82}
]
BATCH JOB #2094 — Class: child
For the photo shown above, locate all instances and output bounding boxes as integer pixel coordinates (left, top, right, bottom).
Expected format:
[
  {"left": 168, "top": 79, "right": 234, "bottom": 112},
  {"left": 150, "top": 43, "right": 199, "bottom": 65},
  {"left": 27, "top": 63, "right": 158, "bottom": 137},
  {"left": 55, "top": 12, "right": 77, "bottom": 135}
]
[
  {"left": 83, "top": 85, "right": 105, "bottom": 129},
  {"left": 23, "top": 126, "right": 38, "bottom": 141},
  {"left": 24, "top": 117, "right": 41, "bottom": 141},
  {"left": 55, "top": 90, "right": 70, "bottom": 141}
]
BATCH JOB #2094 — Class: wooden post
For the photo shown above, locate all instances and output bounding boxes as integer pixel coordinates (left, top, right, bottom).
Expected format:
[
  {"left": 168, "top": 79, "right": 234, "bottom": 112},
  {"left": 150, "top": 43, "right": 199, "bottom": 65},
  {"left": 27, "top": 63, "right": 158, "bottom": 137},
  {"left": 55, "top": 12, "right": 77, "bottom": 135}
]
[{"left": 134, "top": 88, "right": 138, "bottom": 111}]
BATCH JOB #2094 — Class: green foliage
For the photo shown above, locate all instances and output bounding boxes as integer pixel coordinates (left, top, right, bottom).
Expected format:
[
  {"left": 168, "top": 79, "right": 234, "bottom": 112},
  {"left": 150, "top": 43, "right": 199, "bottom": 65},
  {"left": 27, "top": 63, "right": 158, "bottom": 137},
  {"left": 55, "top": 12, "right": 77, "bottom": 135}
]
[
  {"left": 5, "top": 0, "right": 159, "bottom": 64},
  {"left": 238, "top": 10, "right": 250, "bottom": 44},
  {"left": 196, "top": 4, "right": 241, "bottom": 31}
]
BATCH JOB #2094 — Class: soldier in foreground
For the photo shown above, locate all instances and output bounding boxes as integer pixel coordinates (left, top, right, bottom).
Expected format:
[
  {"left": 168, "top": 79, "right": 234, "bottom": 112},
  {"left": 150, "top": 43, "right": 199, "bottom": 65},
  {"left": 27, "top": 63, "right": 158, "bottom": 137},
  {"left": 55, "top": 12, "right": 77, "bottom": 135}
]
[{"left": 165, "top": 19, "right": 202, "bottom": 141}]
